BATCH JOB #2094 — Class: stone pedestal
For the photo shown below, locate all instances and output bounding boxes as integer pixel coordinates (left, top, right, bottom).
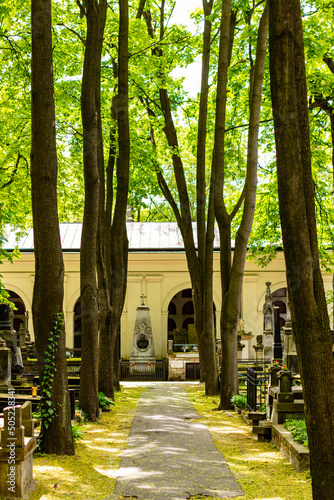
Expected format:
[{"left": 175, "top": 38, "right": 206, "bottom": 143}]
[
  {"left": 0, "top": 330, "right": 14, "bottom": 350},
  {"left": 269, "top": 369, "right": 304, "bottom": 424},
  {"left": 0, "top": 403, "right": 37, "bottom": 499},
  {"left": 167, "top": 340, "right": 173, "bottom": 354},
  {"left": 0, "top": 346, "right": 12, "bottom": 390},
  {"left": 237, "top": 335, "right": 245, "bottom": 360},
  {"left": 287, "top": 353, "right": 299, "bottom": 374},
  {"left": 253, "top": 335, "right": 264, "bottom": 362},
  {"left": 129, "top": 304, "right": 156, "bottom": 375},
  {"left": 263, "top": 332, "right": 273, "bottom": 361},
  {"left": 167, "top": 353, "right": 200, "bottom": 381}
]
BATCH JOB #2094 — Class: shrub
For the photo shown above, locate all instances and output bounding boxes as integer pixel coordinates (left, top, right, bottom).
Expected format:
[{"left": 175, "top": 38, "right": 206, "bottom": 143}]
[
  {"left": 284, "top": 419, "right": 308, "bottom": 447},
  {"left": 98, "top": 392, "right": 115, "bottom": 410},
  {"left": 231, "top": 393, "right": 247, "bottom": 409},
  {"left": 258, "top": 402, "right": 267, "bottom": 412},
  {"left": 72, "top": 424, "right": 84, "bottom": 442}
]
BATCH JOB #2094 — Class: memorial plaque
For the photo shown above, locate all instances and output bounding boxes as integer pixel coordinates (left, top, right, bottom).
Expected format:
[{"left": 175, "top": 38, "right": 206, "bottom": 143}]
[{"left": 170, "top": 360, "right": 184, "bottom": 369}]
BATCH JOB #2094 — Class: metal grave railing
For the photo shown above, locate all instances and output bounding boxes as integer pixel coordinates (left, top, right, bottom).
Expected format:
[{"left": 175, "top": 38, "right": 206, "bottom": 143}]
[
  {"left": 246, "top": 366, "right": 269, "bottom": 412},
  {"left": 119, "top": 360, "right": 167, "bottom": 381}
]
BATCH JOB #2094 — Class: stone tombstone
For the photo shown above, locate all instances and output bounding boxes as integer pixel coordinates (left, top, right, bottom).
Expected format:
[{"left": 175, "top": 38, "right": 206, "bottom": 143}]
[
  {"left": 168, "top": 340, "right": 173, "bottom": 354},
  {"left": 278, "top": 370, "right": 293, "bottom": 395},
  {"left": 263, "top": 282, "right": 273, "bottom": 332},
  {"left": 282, "top": 309, "right": 299, "bottom": 374},
  {"left": 18, "top": 323, "right": 26, "bottom": 348},
  {"left": 0, "top": 342, "right": 11, "bottom": 389},
  {"left": 174, "top": 329, "right": 188, "bottom": 347},
  {"left": 253, "top": 335, "right": 264, "bottom": 362},
  {"left": 263, "top": 282, "right": 273, "bottom": 360},
  {"left": 129, "top": 295, "right": 156, "bottom": 374},
  {"left": 237, "top": 334, "right": 245, "bottom": 360}
]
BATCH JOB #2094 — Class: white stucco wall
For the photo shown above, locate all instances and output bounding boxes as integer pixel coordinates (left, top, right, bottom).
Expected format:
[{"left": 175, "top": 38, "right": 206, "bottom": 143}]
[{"left": 1, "top": 248, "right": 333, "bottom": 359}]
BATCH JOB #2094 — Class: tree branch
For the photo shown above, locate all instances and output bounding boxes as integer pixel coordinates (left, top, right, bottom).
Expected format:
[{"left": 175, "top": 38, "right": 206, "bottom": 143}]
[
  {"left": 57, "top": 23, "right": 86, "bottom": 45},
  {"left": 0, "top": 153, "right": 21, "bottom": 190}
]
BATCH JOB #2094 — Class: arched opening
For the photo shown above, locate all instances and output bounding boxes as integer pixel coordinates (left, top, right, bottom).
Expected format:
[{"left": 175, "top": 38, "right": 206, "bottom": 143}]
[
  {"left": 167, "top": 288, "right": 216, "bottom": 351},
  {"left": 6, "top": 290, "right": 26, "bottom": 332},
  {"left": 272, "top": 287, "right": 289, "bottom": 331},
  {"left": 167, "top": 289, "right": 195, "bottom": 350},
  {"left": 182, "top": 317, "right": 194, "bottom": 330},
  {"left": 182, "top": 301, "right": 194, "bottom": 315}
]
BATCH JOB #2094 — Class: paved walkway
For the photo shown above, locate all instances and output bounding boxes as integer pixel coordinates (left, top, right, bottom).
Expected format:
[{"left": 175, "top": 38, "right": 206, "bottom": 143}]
[{"left": 108, "top": 383, "right": 244, "bottom": 500}]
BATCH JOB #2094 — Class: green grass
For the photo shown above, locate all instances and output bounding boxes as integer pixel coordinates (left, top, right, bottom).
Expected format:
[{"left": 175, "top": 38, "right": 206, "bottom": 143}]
[
  {"left": 185, "top": 384, "right": 312, "bottom": 500},
  {"left": 15, "top": 384, "right": 312, "bottom": 500}
]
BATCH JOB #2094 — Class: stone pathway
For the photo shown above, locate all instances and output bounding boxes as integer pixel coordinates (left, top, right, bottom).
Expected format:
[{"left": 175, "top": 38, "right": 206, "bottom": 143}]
[{"left": 108, "top": 383, "right": 244, "bottom": 500}]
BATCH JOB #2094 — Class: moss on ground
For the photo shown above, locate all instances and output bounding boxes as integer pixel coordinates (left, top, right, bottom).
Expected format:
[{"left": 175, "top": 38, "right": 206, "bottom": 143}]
[
  {"left": 185, "top": 384, "right": 312, "bottom": 500},
  {"left": 14, "top": 383, "right": 312, "bottom": 500}
]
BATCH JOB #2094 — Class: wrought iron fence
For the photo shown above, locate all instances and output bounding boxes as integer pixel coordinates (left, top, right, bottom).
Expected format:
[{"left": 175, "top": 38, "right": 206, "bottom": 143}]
[
  {"left": 119, "top": 360, "right": 167, "bottom": 381},
  {"left": 246, "top": 366, "right": 269, "bottom": 412}
]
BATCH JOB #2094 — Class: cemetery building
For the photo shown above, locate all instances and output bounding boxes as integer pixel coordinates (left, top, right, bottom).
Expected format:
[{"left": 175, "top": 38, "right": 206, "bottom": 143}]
[{"left": 2, "top": 222, "right": 333, "bottom": 360}]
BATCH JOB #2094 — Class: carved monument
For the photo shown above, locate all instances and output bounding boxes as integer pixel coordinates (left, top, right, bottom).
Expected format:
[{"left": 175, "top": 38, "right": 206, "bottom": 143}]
[
  {"left": 263, "top": 282, "right": 273, "bottom": 361},
  {"left": 129, "top": 295, "right": 156, "bottom": 375}
]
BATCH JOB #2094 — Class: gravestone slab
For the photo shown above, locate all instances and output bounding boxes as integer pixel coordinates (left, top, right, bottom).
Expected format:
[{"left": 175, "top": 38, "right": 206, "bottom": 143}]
[{"left": 130, "top": 301, "right": 156, "bottom": 375}]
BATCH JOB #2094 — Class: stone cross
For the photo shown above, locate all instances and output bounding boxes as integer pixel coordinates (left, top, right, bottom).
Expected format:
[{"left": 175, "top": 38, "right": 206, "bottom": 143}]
[{"left": 140, "top": 294, "right": 146, "bottom": 306}]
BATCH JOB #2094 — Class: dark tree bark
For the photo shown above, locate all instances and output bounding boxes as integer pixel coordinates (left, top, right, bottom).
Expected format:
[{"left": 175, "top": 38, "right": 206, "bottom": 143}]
[
  {"left": 268, "top": 1, "right": 334, "bottom": 498},
  {"left": 79, "top": 0, "right": 107, "bottom": 421},
  {"left": 95, "top": 1, "right": 128, "bottom": 400},
  {"left": 97, "top": 98, "right": 116, "bottom": 398},
  {"left": 108, "top": 0, "right": 130, "bottom": 400},
  {"left": 142, "top": 0, "right": 218, "bottom": 395},
  {"left": 214, "top": 2, "right": 268, "bottom": 409},
  {"left": 30, "top": 0, "right": 74, "bottom": 454}
]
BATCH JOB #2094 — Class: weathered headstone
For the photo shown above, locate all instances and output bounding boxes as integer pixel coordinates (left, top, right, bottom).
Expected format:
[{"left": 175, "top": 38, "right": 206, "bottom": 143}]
[
  {"left": 253, "top": 335, "right": 264, "bottom": 362},
  {"left": 0, "top": 341, "right": 12, "bottom": 390},
  {"left": 263, "top": 282, "right": 273, "bottom": 360},
  {"left": 129, "top": 296, "right": 156, "bottom": 375}
]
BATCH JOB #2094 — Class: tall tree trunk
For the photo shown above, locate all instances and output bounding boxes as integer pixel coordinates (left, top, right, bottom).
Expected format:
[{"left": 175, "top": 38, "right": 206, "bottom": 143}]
[
  {"left": 268, "top": 1, "right": 334, "bottom": 497},
  {"left": 196, "top": 0, "right": 217, "bottom": 395},
  {"left": 79, "top": 0, "right": 106, "bottom": 421},
  {"left": 97, "top": 114, "right": 116, "bottom": 397},
  {"left": 108, "top": 0, "right": 130, "bottom": 400},
  {"left": 214, "top": 2, "right": 268, "bottom": 409},
  {"left": 143, "top": 2, "right": 218, "bottom": 395},
  {"left": 31, "top": 0, "right": 74, "bottom": 454}
]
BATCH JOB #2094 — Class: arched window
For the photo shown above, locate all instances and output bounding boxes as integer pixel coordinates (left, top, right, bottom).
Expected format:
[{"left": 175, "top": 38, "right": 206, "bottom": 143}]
[
  {"left": 6, "top": 290, "right": 26, "bottom": 332},
  {"left": 168, "top": 318, "right": 176, "bottom": 332},
  {"left": 273, "top": 300, "right": 286, "bottom": 315},
  {"left": 168, "top": 302, "right": 176, "bottom": 315},
  {"left": 182, "top": 317, "right": 194, "bottom": 330},
  {"left": 182, "top": 301, "right": 194, "bottom": 315}
]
